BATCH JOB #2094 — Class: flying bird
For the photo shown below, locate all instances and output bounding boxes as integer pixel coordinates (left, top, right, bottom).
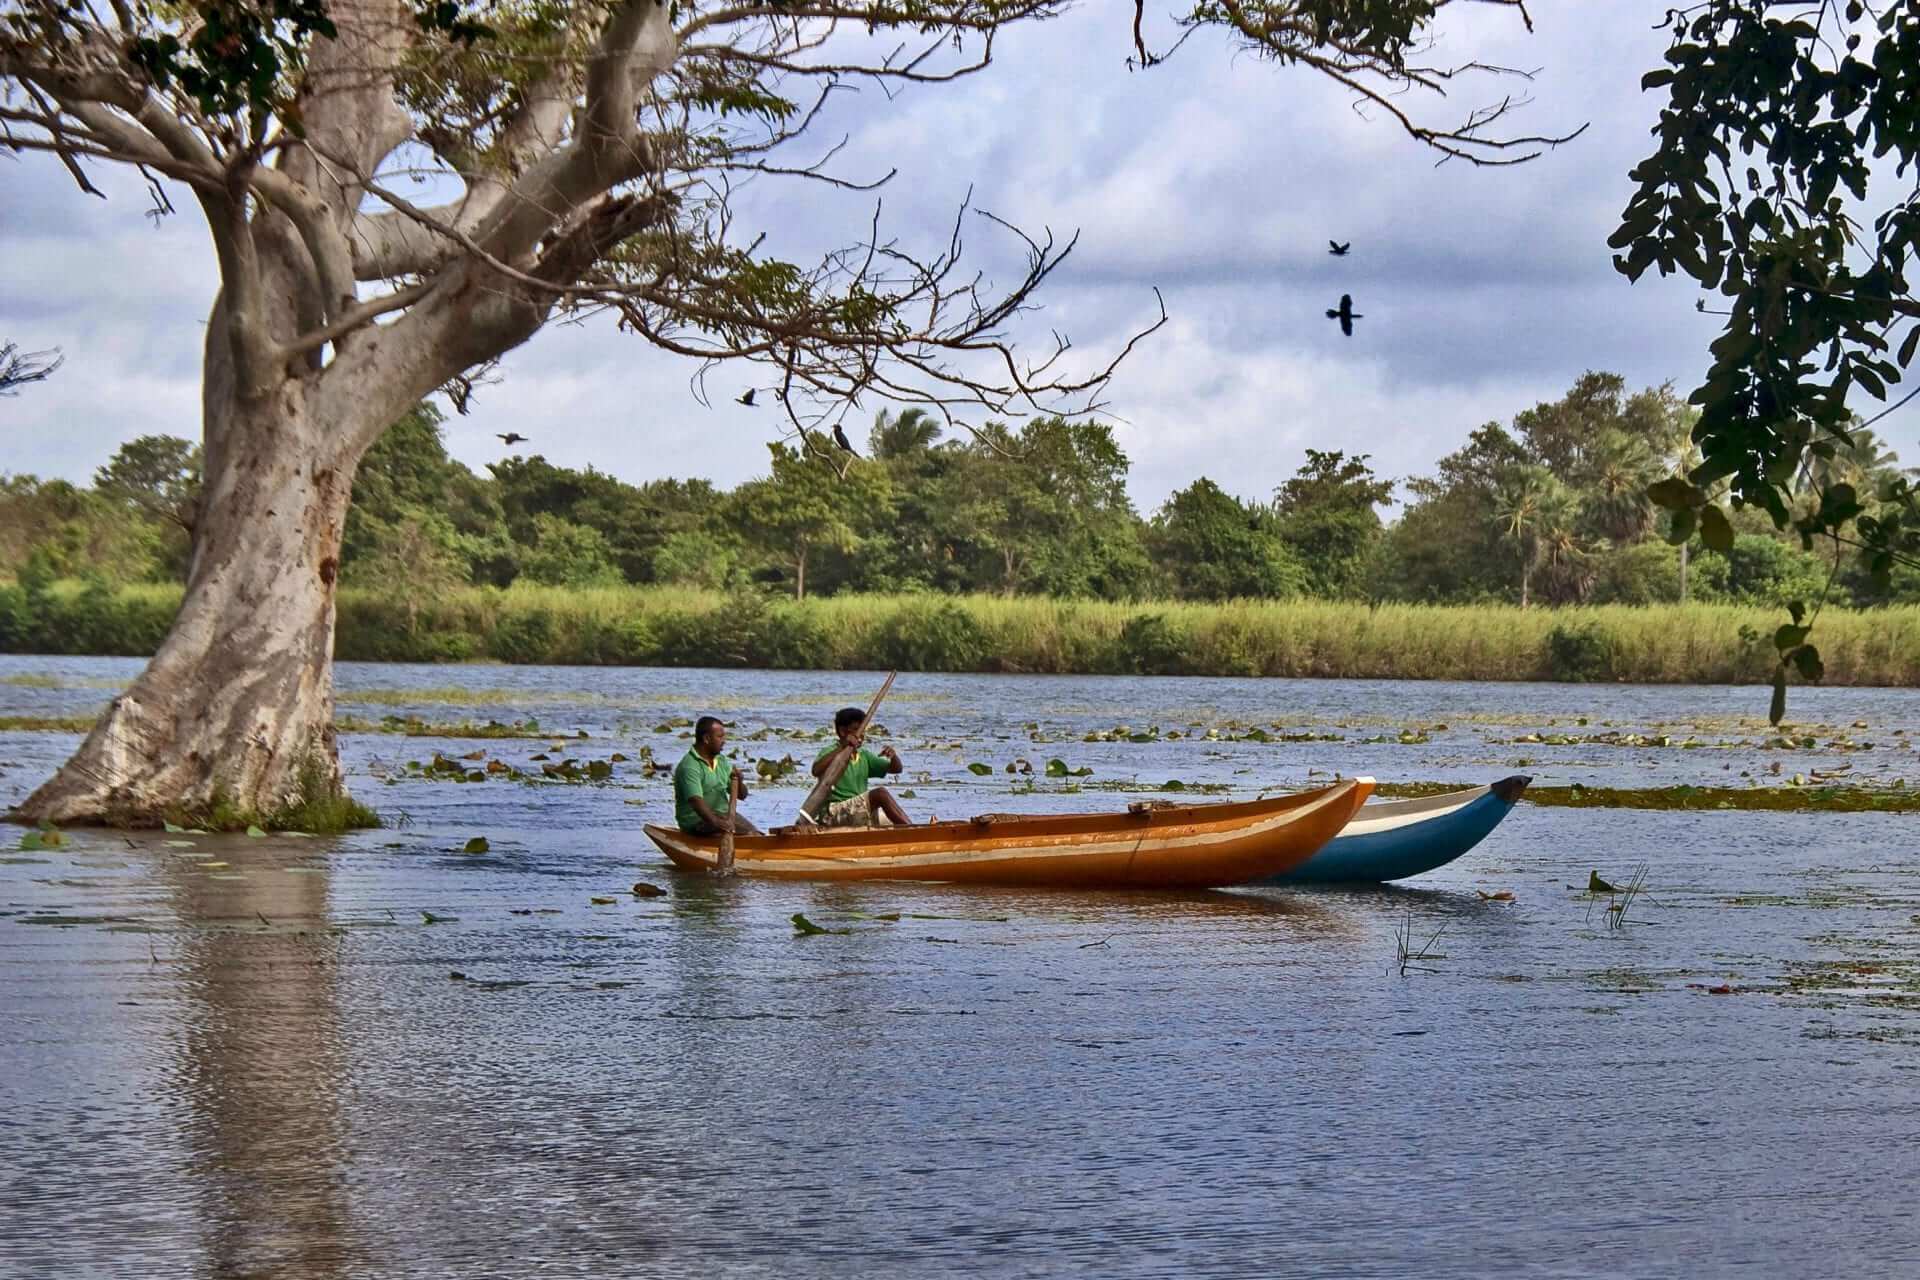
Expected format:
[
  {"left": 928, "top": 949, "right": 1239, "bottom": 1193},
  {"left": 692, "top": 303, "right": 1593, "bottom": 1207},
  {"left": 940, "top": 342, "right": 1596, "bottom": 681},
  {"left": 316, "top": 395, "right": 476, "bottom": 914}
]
[
  {"left": 1325, "top": 294, "right": 1363, "bottom": 337},
  {"left": 496, "top": 432, "right": 529, "bottom": 446},
  {"left": 1328, "top": 240, "right": 1351, "bottom": 256},
  {"left": 737, "top": 388, "right": 756, "bottom": 406},
  {"left": 831, "top": 424, "right": 859, "bottom": 456}
]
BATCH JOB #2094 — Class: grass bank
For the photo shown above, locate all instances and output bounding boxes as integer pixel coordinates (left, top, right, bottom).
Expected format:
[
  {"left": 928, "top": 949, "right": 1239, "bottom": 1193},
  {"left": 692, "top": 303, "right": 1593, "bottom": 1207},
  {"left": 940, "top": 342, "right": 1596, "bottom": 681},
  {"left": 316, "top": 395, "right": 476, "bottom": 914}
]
[{"left": 5, "top": 581, "right": 1920, "bottom": 685}]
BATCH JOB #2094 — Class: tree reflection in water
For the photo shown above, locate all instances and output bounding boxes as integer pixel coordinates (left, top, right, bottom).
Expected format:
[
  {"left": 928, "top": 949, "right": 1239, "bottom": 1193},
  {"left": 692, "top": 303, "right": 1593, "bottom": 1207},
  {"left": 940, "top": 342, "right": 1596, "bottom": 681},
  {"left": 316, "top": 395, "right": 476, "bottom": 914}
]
[{"left": 161, "top": 853, "right": 357, "bottom": 1277}]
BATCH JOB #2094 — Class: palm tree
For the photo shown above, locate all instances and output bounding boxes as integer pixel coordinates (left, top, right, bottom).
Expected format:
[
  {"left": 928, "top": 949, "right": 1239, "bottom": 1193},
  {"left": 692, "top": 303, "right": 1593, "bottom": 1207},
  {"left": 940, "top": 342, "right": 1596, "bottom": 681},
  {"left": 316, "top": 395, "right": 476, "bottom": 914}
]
[
  {"left": 1495, "top": 464, "right": 1562, "bottom": 607},
  {"left": 1535, "top": 503, "right": 1602, "bottom": 604},
  {"left": 1583, "top": 428, "right": 1662, "bottom": 545},
  {"left": 869, "top": 406, "right": 943, "bottom": 460},
  {"left": 1797, "top": 423, "right": 1902, "bottom": 497}
]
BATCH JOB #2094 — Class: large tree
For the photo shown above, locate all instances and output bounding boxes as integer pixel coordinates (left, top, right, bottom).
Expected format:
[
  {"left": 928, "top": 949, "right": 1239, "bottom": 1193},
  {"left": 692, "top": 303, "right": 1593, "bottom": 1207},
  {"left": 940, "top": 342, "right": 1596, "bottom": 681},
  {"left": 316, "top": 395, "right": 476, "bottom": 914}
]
[
  {"left": 0, "top": 0, "right": 1574, "bottom": 822},
  {"left": 1271, "top": 449, "right": 1393, "bottom": 598},
  {"left": 1149, "top": 478, "right": 1307, "bottom": 602}
]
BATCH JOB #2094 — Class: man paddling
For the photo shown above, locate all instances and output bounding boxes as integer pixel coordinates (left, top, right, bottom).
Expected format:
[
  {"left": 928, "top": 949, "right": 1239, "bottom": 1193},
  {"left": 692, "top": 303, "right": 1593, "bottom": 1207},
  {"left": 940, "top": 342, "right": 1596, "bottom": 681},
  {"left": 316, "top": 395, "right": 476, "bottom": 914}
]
[
  {"left": 674, "top": 716, "right": 762, "bottom": 837},
  {"left": 811, "top": 707, "right": 912, "bottom": 827}
]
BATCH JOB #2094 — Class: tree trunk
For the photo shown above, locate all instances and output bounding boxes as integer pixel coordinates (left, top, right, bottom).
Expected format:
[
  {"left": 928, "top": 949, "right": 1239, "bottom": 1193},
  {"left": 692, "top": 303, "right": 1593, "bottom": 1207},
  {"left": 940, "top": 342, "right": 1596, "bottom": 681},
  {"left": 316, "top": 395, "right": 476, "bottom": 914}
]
[
  {"left": 1678, "top": 541, "right": 1690, "bottom": 604},
  {"left": 1519, "top": 559, "right": 1532, "bottom": 609},
  {"left": 794, "top": 543, "right": 808, "bottom": 602},
  {"left": 17, "top": 389, "right": 357, "bottom": 826}
]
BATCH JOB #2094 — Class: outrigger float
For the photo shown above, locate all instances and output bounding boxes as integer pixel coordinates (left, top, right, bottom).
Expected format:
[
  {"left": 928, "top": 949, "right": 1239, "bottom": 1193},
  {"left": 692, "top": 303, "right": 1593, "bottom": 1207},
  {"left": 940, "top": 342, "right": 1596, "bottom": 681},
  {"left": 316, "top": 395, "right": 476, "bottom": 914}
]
[{"left": 1262, "top": 775, "right": 1531, "bottom": 885}]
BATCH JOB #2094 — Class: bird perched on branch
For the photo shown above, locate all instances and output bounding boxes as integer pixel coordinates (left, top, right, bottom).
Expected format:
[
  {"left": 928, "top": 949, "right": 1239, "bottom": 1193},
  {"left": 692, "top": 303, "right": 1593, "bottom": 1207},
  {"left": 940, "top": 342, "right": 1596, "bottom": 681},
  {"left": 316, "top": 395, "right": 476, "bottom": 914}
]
[
  {"left": 737, "top": 388, "right": 756, "bottom": 406},
  {"left": 1325, "top": 294, "right": 1362, "bottom": 337},
  {"left": 832, "top": 424, "right": 859, "bottom": 456},
  {"left": 1328, "top": 240, "right": 1351, "bottom": 256},
  {"left": 496, "top": 432, "right": 529, "bottom": 446}
]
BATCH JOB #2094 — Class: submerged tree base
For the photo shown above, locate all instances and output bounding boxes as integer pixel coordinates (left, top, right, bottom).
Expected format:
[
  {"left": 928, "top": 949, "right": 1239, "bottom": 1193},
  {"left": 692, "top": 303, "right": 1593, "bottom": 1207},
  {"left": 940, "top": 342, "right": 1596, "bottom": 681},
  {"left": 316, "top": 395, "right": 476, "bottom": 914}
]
[
  {"left": 154, "top": 757, "right": 381, "bottom": 835},
  {"left": 8, "top": 754, "right": 382, "bottom": 835}
]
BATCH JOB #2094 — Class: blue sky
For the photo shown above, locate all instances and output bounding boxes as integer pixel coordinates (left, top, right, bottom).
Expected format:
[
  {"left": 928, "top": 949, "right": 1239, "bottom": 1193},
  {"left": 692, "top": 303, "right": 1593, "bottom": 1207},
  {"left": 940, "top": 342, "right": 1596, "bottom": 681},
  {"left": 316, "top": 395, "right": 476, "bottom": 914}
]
[{"left": 1, "top": 2, "right": 1787, "bottom": 511}]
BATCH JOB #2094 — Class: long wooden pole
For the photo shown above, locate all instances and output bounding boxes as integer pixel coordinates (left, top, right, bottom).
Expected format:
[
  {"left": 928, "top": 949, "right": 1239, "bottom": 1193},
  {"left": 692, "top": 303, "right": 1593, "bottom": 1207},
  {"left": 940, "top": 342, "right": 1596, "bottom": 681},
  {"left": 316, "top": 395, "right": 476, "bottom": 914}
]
[
  {"left": 716, "top": 768, "right": 741, "bottom": 875},
  {"left": 797, "top": 670, "right": 897, "bottom": 824}
]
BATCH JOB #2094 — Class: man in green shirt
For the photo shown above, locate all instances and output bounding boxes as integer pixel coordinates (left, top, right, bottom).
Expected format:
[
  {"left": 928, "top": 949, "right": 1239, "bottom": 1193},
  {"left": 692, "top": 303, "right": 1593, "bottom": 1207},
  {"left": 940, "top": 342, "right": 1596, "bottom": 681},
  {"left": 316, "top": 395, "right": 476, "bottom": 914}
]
[
  {"left": 810, "top": 706, "right": 911, "bottom": 827},
  {"left": 674, "top": 716, "right": 760, "bottom": 836}
]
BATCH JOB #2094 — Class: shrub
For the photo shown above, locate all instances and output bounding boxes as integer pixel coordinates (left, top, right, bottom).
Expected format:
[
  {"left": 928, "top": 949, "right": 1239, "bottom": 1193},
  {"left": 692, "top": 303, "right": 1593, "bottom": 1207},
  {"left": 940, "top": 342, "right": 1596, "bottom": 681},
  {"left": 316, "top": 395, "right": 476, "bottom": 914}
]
[
  {"left": 752, "top": 602, "right": 832, "bottom": 669},
  {"left": 1544, "top": 620, "right": 1616, "bottom": 682},
  {"left": 874, "top": 600, "right": 988, "bottom": 671},
  {"left": 488, "top": 608, "right": 555, "bottom": 662},
  {"left": 1119, "top": 613, "right": 1191, "bottom": 675}
]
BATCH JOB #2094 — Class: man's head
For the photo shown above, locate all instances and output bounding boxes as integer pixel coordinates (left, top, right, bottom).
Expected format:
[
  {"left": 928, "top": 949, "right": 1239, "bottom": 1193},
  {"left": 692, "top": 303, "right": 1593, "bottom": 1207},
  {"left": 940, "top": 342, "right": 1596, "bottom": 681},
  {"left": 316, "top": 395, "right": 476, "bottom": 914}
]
[
  {"left": 834, "top": 706, "right": 866, "bottom": 742},
  {"left": 695, "top": 715, "right": 726, "bottom": 754}
]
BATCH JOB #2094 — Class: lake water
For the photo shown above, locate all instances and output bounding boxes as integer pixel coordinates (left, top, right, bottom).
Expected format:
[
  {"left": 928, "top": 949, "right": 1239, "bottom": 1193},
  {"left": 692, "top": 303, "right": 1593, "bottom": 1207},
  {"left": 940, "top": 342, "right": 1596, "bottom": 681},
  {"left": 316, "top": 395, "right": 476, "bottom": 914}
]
[{"left": 3, "top": 657, "right": 1918, "bottom": 1276}]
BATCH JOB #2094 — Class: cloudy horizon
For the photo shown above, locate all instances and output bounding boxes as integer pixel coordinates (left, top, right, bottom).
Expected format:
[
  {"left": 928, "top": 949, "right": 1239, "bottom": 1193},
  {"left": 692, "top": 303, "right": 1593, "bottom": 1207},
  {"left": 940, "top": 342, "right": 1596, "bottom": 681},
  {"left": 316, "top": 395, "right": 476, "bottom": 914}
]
[{"left": 3, "top": 2, "right": 1829, "bottom": 514}]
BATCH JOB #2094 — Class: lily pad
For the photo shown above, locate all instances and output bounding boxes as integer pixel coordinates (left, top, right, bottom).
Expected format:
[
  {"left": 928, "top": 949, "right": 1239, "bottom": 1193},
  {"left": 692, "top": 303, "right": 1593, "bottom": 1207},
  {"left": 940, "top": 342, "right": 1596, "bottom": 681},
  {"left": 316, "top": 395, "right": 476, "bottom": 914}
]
[
  {"left": 463, "top": 837, "right": 490, "bottom": 854},
  {"left": 792, "top": 912, "right": 852, "bottom": 936},
  {"left": 966, "top": 762, "right": 992, "bottom": 776},
  {"left": 245, "top": 825, "right": 267, "bottom": 838}
]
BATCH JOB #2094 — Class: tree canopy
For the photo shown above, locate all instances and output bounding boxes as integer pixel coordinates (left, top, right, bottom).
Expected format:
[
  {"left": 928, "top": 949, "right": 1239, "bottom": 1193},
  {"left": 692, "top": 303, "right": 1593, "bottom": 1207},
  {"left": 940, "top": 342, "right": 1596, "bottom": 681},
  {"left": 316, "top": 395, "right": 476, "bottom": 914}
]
[{"left": 11, "top": 376, "right": 1908, "bottom": 618}]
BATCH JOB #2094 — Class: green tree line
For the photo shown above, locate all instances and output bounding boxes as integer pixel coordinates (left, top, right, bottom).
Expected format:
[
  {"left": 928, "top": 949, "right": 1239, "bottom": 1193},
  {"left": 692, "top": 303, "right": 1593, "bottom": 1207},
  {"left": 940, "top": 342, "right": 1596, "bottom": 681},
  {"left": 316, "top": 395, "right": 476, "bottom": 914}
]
[{"left": 5, "top": 371, "right": 1915, "bottom": 611}]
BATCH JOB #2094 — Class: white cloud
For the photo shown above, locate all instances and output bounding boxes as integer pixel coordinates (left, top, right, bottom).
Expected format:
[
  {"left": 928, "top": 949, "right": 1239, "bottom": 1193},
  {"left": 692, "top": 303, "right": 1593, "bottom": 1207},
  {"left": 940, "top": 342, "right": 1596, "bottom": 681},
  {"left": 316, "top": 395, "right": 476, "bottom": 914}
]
[{"left": 0, "top": 4, "right": 1795, "bottom": 512}]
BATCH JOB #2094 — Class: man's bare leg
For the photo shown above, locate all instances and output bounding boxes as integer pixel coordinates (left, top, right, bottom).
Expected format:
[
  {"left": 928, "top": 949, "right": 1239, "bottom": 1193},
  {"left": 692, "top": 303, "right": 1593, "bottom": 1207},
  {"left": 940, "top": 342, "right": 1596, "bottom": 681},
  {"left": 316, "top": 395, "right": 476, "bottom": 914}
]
[{"left": 870, "top": 786, "right": 912, "bottom": 826}]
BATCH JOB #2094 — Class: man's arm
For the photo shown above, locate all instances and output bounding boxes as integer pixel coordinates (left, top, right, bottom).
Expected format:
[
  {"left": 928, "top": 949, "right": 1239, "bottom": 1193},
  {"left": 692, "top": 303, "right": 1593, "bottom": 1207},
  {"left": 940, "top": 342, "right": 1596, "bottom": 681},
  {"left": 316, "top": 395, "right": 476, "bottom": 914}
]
[
  {"left": 689, "top": 795, "right": 724, "bottom": 829},
  {"left": 879, "top": 745, "right": 904, "bottom": 775},
  {"left": 812, "top": 740, "right": 856, "bottom": 778}
]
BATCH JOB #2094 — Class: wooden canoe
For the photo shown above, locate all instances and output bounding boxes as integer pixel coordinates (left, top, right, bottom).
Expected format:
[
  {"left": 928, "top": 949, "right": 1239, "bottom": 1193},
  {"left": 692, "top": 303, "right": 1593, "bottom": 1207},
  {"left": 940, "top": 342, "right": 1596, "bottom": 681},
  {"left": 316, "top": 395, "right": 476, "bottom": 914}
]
[
  {"left": 643, "top": 777, "right": 1374, "bottom": 888},
  {"left": 1257, "top": 775, "right": 1530, "bottom": 885}
]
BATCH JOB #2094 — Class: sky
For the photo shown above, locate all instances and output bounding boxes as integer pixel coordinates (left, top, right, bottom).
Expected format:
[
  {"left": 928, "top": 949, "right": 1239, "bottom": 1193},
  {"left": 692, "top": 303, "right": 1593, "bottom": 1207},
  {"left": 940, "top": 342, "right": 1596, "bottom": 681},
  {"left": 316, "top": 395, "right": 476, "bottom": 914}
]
[{"left": 0, "top": 1, "right": 1780, "bottom": 513}]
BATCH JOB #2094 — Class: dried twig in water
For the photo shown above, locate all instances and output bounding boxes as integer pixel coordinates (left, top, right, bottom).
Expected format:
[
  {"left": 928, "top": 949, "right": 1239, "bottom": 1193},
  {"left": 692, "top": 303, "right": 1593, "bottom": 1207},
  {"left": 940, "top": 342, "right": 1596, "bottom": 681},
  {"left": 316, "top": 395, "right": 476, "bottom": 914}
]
[{"left": 1394, "top": 908, "right": 1448, "bottom": 975}]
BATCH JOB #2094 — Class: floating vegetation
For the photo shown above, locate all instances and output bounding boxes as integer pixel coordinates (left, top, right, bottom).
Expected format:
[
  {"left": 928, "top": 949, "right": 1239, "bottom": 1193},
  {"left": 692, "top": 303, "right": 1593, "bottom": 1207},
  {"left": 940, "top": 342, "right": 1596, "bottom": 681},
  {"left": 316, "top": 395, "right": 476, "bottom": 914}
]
[
  {"left": 1368, "top": 781, "right": 1920, "bottom": 813},
  {"left": 398, "top": 748, "right": 638, "bottom": 785},
  {"left": 754, "top": 754, "right": 800, "bottom": 782},
  {"left": 463, "top": 837, "right": 490, "bottom": 854},
  {"left": 19, "top": 823, "right": 66, "bottom": 851},
  {"left": 0, "top": 715, "right": 94, "bottom": 732},
  {"left": 1500, "top": 730, "right": 1727, "bottom": 749},
  {"left": 337, "top": 714, "right": 557, "bottom": 738}
]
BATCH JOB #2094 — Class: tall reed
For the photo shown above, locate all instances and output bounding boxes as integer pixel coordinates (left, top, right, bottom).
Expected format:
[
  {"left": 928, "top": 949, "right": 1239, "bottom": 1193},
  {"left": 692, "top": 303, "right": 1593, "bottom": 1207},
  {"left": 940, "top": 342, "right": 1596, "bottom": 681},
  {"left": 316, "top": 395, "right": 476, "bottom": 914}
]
[{"left": 8, "top": 580, "right": 1920, "bottom": 685}]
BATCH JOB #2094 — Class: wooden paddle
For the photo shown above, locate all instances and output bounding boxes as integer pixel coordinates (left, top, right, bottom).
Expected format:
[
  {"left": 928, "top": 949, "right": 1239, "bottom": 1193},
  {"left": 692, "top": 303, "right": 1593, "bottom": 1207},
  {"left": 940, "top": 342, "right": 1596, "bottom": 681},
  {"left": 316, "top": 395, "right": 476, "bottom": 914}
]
[
  {"left": 716, "top": 767, "right": 741, "bottom": 875},
  {"left": 797, "top": 670, "right": 897, "bottom": 824}
]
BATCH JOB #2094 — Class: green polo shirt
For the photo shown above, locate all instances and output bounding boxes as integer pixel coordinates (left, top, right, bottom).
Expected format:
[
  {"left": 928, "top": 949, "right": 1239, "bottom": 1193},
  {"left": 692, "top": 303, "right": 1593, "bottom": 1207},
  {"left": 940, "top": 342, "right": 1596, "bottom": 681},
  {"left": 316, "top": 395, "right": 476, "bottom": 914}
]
[
  {"left": 812, "top": 745, "right": 890, "bottom": 804},
  {"left": 673, "top": 748, "right": 734, "bottom": 832}
]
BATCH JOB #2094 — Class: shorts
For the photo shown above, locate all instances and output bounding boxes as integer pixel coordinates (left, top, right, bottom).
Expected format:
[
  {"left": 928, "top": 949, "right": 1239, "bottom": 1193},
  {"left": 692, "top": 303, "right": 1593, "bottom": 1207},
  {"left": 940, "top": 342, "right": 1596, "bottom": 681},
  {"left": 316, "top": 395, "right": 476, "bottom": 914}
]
[{"left": 819, "top": 793, "right": 892, "bottom": 829}]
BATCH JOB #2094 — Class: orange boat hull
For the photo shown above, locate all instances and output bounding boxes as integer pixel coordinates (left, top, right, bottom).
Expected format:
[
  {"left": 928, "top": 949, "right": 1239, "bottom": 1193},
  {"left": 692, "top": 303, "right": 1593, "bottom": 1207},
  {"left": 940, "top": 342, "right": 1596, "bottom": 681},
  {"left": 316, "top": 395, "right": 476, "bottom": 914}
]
[{"left": 642, "top": 778, "right": 1373, "bottom": 889}]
